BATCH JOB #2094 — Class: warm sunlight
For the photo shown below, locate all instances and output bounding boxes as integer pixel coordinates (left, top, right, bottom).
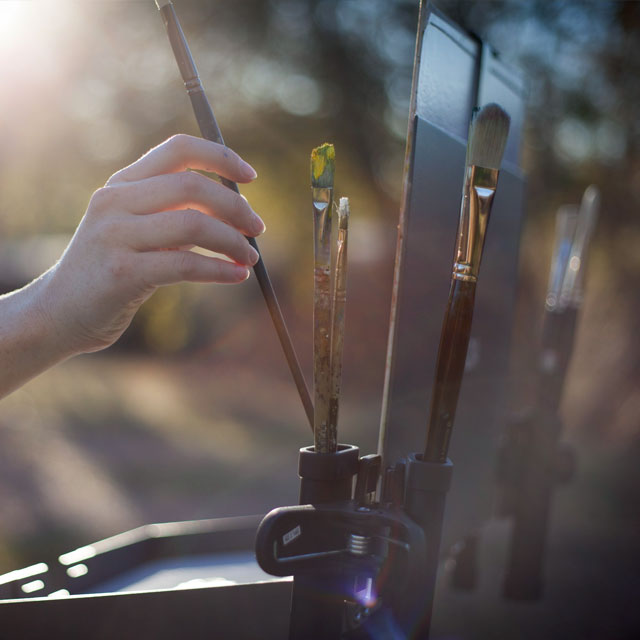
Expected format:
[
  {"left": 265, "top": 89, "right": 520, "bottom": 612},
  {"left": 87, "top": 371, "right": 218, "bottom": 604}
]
[
  {"left": 0, "top": 1, "right": 78, "bottom": 82},
  {"left": 0, "top": 2, "right": 40, "bottom": 52}
]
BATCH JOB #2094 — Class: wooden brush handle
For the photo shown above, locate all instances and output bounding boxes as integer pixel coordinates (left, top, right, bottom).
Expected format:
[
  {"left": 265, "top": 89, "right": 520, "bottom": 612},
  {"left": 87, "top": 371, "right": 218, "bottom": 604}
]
[
  {"left": 536, "top": 307, "right": 578, "bottom": 419},
  {"left": 424, "top": 278, "right": 476, "bottom": 462},
  {"left": 313, "top": 263, "right": 333, "bottom": 452}
]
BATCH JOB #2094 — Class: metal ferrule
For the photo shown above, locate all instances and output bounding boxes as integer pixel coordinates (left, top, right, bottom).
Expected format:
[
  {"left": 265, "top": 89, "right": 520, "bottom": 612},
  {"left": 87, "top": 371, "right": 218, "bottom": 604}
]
[
  {"left": 452, "top": 165, "right": 499, "bottom": 282},
  {"left": 312, "top": 187, "right": 333, "bottom": 262},
  {"left": 545, "top": 206, "right": 578, "bottom": 313},
  {"left": 334, "top": 232, "right": 348, "bottom": 303},
  {"left": 559, "top": 208, "right": 598, "bottom": 310}
]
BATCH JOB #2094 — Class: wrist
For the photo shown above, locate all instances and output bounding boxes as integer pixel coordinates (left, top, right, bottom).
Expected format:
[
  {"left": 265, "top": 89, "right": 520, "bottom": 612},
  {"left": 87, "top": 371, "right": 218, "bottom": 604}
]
[
  {"left": 29, "top": 267, "right": 84, "bottom": 361},
  {"left": 0, "top": 271, "right": 79, "bottom": 398},
  {"left": 7, "top": 272, "right": 74, "bottom": 375}
]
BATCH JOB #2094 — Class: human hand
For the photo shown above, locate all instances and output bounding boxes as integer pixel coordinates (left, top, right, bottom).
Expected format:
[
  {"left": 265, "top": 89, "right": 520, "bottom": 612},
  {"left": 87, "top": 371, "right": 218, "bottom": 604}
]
[{"left": 37, "top": 134, "right": 265, "bottom": 355}]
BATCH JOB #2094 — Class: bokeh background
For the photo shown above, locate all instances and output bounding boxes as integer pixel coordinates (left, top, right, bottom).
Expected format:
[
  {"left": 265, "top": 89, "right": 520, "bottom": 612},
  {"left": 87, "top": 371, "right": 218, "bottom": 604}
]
[{"left": 0, "top": 0, "right": 638, "bottom": 637}]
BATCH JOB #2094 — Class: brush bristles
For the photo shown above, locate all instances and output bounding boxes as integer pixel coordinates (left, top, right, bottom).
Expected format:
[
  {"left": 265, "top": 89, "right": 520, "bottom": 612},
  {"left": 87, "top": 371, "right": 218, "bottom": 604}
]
[
  {"left": 311, "top": 143, "right": 335, "bottom": 189},
  {"left": 338, "top": 197, "right": 349, "bottom": 230},
  {"left": 467, "top": 103, "right": 510, "bottom": 170}
]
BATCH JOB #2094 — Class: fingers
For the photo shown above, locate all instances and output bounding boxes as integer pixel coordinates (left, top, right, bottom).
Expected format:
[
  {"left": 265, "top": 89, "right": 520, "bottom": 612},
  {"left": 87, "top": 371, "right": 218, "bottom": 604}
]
[
  {"left": 100, "top": 171, "right": 266, "bottom": 237},
  {"left": 107, "top": 134, "right": 257, "bottom": 185},
  {"left": 85, "top": 135, "right": 265, "bottom": 295},
  {"left": 139, "top": 250, "right": 250, "bottom": 287},
  {"left": 132, "top": 209, "right": 260, "bottom": 266}
]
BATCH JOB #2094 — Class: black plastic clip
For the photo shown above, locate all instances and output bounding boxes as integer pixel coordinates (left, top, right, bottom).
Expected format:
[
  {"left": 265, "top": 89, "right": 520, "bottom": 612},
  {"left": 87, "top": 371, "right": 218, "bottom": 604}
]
[{"left": 255, "top": 501, "right": 425, "bottom": 605}]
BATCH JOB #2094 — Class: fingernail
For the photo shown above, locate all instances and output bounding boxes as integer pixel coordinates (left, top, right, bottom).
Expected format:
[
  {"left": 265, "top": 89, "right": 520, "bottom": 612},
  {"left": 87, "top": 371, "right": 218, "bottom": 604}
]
[
  {"left": 240, "top": 160, "right": 258, "bottom": 181},
  {"left": 249, "top": 247, "right": 260, "bottom": 265},
  {"left": 253, "top": 215, "right": 266, "bottom": 235},
  {"left": 235, "top": 265, "right": 250, "bottom": 281}
]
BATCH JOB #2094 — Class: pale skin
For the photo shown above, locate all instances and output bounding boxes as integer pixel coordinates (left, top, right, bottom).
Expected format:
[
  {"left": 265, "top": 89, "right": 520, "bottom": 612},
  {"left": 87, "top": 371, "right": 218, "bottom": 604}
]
[{"left": 0, "top": 134, "right": 265, "bottom": 400}]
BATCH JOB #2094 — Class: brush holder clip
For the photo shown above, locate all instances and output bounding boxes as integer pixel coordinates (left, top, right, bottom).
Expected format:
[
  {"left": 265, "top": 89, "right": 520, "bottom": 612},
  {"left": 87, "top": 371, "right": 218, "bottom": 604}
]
[{"left": 255, "top": 500, "right": 425, "bottom": 601}]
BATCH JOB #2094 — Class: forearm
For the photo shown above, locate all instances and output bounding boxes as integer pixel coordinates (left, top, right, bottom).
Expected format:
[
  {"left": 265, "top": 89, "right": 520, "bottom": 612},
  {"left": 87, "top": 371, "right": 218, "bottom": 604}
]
[{"left": 0, "top": 272, "right": 76, "bottom": 399}]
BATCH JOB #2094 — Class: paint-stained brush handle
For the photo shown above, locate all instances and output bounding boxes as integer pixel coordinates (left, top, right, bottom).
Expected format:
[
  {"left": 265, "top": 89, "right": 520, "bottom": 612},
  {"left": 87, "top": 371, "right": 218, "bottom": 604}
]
[
  {"left": 157, "top": 0, "right": 314, "bottom": 430},
  {"left": 328, "top": 198, "right": 349, "bottom": 439}
]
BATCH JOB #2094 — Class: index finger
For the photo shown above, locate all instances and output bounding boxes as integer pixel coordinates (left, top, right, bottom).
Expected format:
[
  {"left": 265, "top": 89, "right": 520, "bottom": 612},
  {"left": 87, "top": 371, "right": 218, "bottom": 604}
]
[{"left": 107, "top": 134, "right": 258, "bottom": 185}]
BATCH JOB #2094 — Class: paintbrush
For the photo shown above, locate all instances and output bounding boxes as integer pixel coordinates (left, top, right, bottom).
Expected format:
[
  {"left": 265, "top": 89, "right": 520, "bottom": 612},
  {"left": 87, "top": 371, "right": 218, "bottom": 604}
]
[
  {"left": 558, "top": 185, "right": 599, "bottom": 312},
  {"left": 154, "top": 0, "right": 314, "bottom": 430},
  {"left": 544, "top": 205, "right": 579, "bottom": 314},
  {"left": 424, "top": 103, "right": 511, "bottom": 463},
  {"left": 537, "top": 186, "right": 599, "bottom": 413},
  {"left": 328, "top": 197, "right": 350, "bottom": 442},
  {"left": 535, "top": 205, "right": 578, "bottom": 411},
  {"left": 503, "top": 186, "right": 599, "bottom": 599},
  {"left": 311, "top": 143, "right": 335, "bottom": 453}
]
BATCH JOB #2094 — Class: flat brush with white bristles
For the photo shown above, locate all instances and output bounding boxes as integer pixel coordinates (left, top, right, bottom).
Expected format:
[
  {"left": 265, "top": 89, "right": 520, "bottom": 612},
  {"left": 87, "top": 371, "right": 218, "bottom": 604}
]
[{"left": 424, "top": 103, "right": 510, "bottom": 463}]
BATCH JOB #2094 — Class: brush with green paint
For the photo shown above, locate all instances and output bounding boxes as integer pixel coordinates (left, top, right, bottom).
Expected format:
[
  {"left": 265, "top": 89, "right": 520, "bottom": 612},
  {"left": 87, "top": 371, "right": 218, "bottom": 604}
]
[{"left": 310, "top": 143, "right": 335, "bottom": 453}]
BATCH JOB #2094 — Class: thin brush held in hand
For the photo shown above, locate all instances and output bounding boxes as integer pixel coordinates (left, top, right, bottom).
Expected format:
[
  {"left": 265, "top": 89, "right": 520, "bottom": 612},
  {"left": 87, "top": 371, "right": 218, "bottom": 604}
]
[
  {"left": 424, "top": 104, "right": 510, "bottom": 463},
  {"left": 155, "top": 0, "right": 313, "bottom": 430},
  {"left": 328, "top": 197, "right": 350, "bottom": 443},
  {"left": 311, "top": 144, "right": 335, "bottom": 453}
]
